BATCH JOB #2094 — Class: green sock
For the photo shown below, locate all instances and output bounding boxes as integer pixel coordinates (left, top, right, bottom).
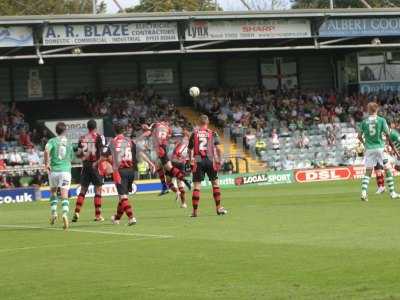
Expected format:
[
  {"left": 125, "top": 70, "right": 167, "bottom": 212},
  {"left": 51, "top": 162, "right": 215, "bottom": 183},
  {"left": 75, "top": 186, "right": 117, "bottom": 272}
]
[
  {"left": 386, "top": 170, "right": 395, "bottom": 194},
  {"left": 361, "top": 176, "right": 370, "bottom": 194},
  {"left": 50, "top": 195, "right": 58, "bottom": 216},
  {"left": 61, "top": 199, "right": 69, "bottom": 217}
]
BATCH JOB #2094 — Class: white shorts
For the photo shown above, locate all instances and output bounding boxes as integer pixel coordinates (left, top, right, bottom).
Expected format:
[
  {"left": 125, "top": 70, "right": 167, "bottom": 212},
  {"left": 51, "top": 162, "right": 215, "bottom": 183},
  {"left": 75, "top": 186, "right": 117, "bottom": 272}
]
[
  {"left": 49, "top": 172, "right": 71, "bottom": 189},
  {"left": 364, "top": 149, "right": 386, "bottom": 169}
]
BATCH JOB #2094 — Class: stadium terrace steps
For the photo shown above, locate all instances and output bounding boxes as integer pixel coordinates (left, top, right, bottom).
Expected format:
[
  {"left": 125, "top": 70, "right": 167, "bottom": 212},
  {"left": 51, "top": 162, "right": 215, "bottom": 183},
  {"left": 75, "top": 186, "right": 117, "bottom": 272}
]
[{"left": 178, "top": 107, "right": 265, "bottom": 173}]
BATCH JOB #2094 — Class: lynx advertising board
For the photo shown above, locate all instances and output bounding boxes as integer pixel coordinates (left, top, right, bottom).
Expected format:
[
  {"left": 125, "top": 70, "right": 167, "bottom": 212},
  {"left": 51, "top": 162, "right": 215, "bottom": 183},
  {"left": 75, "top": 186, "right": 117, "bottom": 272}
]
[{"left": 185, "top": 19, "right": 311, "bottom": 41}]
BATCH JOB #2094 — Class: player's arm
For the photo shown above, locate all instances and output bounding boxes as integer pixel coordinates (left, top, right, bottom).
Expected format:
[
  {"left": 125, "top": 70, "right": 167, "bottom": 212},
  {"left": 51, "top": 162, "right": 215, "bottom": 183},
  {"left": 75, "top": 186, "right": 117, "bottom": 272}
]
[
  {"left": 139, "top": 150, "right": 156, "bottom": 174},
  {"left": 44, "top": 142, "right": 51, "bottom": 172},
  {"left": 188, "top": 133, "right": 195, "bottom": 163},
  {"left": 214, "top": 132, "right": 222, "bottom": 163},
  {"left": 382, "top": 120, "right": 399, "bottom": 158},
  {"left": 92, "top": 135, "right": 107, "bottom": 167},
  {"left": 75, "top": 137, "right": 85, "bottom": 159},
  {"left": 357, "top": 123, "right": 365, "bottom": 145}
]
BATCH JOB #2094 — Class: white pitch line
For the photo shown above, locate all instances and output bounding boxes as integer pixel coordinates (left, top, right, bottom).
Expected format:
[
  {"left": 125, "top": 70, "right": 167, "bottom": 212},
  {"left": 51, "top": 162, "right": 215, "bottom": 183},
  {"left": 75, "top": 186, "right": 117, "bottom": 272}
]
[
  {"left": 0, "top": 224, "right": 173, "bottom": 239},
  {"left": 0, "top": 237, "right": 159, "bottom": 253}
]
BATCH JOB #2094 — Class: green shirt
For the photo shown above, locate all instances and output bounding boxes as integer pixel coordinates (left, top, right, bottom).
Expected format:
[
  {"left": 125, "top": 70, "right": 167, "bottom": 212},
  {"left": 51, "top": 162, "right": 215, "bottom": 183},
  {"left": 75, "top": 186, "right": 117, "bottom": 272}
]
[
  {"left": 359, "top": 115, "right": 389, "bottom": 150},
  {"left": 389, "top": 129, "right": 400, "bottom": 151},
  {"left": 45, "top": 136, "right": 74, "bottom": 172}
]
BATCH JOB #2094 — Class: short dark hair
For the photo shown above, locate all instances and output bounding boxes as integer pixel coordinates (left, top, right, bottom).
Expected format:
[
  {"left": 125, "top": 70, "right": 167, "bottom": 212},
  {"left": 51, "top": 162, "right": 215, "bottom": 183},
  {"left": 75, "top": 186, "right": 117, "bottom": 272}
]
[
  {"left": 113, "top": 123, "right": 125, "bottom": 135},
  {"left": 87, "top": 119, "right": 97, "bottom": 131},
  {"left": 55, "top": 122, "right": 67, "bottom": 135}
]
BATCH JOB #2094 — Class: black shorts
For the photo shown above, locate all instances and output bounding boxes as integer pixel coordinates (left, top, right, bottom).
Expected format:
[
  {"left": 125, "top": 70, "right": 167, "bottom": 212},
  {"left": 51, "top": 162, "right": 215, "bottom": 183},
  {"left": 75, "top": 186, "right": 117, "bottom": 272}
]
[
  {"left": 193, "top": 158, "right": 218, "bottom": 182},
  {"left": 172, "top": 161, "right": 185, "bottom": 172},
  {"left": 158, "top": 145, "right": 169, "bottom": 166},
  {"left": 116, "top": 168, "right": 135, "bottom": 196},
  {"left": 80, "top": 165, "right": 103, "bottom": 187}
]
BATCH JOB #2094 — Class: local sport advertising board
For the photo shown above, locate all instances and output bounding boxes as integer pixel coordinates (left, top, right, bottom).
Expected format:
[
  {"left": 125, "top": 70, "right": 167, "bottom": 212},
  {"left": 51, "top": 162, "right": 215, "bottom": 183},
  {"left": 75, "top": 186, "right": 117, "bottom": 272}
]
[
  {"left": 185, "top": 19, "right": 311, "bottom": 41},
  {"left": 44, "top": 118, "right": 103, "bottom": 144},
  {"left": 200, "top": 170, "right": 294, "bottom": 189},
  {"left": 0, "top": 187, "right": 38, "bottom": 205},
  {"left": 42, "top": 23, "right": 178, "bottom": 45}
]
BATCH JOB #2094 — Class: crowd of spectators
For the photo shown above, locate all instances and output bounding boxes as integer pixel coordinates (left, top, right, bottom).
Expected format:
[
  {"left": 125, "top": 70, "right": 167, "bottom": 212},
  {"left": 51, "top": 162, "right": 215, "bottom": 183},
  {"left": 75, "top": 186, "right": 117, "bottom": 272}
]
[
  {"left": 0, "top": 101, "right": 50, "bottom": 188},
  {"left": 2, "top": 86, "right": 400, "bottom": 189},
  {"left": 78, "top": 88, "right": 193, "bottom": 139},
  {"left": 195, "top": 87, "right": 400, "bottom": 170}
]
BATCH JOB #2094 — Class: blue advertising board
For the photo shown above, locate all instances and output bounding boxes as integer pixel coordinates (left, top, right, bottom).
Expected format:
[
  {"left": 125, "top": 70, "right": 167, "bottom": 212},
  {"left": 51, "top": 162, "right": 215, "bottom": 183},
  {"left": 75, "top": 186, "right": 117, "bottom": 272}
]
[
  {"left": 360, "top": 82, "right": 400, "bottom": 94},
  {"left": 40, "top": 180, "right": 163, "bottom": 200},
  {"left": 319, "top": 18, "right": 400, "bottom": 37},
  {"left": 0, "top": 187, "right": 37, "bottom": 205}
]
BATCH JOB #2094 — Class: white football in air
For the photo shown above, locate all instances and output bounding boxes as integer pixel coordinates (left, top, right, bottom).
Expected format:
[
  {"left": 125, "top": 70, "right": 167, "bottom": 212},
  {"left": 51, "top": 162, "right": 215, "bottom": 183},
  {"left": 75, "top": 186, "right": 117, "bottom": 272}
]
[{"left": 189, "top": 86, "right": 200, "bottom": 98}]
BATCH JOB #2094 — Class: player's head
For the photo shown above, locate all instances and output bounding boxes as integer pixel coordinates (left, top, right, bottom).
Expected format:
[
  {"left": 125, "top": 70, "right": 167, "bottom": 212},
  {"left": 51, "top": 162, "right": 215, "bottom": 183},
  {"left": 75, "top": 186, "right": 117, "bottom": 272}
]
[
  {"left": 113, "top": 123, "right": 125, "bottom": 135},
  {"left": 367, "top": 102, "right": 379, "bottom": 115},
  {"left": 198, "top": 115, "right": 209, "bottom": 128},
  {"left": 55, "top": 122, "right": 67, "bottom": 136},
  {"left": 87, "top": 119, "right": 97, "bottom": 132}
]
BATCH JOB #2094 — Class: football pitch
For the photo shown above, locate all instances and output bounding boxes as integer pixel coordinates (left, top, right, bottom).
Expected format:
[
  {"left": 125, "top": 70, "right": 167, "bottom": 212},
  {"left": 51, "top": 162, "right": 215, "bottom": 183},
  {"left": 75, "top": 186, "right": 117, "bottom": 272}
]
[{"left": 1, "top": 180, "right": 400, "bottom": 300}]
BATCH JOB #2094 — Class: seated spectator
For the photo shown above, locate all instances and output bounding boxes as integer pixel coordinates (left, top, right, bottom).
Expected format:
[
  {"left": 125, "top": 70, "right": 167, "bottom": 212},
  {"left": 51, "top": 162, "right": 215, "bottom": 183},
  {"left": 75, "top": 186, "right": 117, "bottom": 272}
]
[
  {"left": 222, "top": 160, "right": 234, "bottom": 174},
  {"left": 137, "top": 161, "right": 150, "bottom": 180},
  {"left": 282, "top": 155, "right": 295, "bottom": 170},
  {"left": 255, "top": 139, "right": 267, "bottom": 157},
  {"left": 0, "top": 175, "right": 13, "bottom": 189},
  {"left": 0, "top": 158, "right": 6, "bottom": 171},
  {"left": 31, "top": 170, "right": 47, "bottom": 187},
  {"left": 8, "top": 149, "right": 23, "bottom": 166},
  {"left": 326, "top": 126, "right": 337, "bottom": 146},
  {"left": 271, "top": 129, "right": 280, "bottom": 151},
  {"left": 27, "top": 147, "right": 41, "bottom": 165},
  {"left": 19, "top": 128, "right": 34, "bottom": 148},
  {"left": 296, "top": 131, "right": 310, "bottom": 149},
  {"left": 0, "top": 149, "right": 8, "bottom": 164},
  {"left": 244, "top": 129, "right": 256, "bottom": 150}
]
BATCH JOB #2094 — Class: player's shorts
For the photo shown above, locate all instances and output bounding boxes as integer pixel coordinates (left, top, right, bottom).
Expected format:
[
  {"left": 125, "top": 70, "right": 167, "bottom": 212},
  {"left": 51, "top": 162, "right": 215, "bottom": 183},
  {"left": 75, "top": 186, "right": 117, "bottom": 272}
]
[
  {"left": 364, "top": 149, "right": 386, "bottom": 169},
  {"left": 193, "top": 158, "right": 218, "bottom": 182},
  {"left": 172, "top": 161, "right": 185, "bottom": 172},
  {"left": 116, "top": 168, "right": 135, "bottom": 196},
  {"left": 157, "top": 144, "right": 169, "bottom": 166},
  {"left": 49, "top": 171, "right": 71, "bottom": 189},
  {"left": 80, "top": 165, "right": 103, "bottom": 187}
]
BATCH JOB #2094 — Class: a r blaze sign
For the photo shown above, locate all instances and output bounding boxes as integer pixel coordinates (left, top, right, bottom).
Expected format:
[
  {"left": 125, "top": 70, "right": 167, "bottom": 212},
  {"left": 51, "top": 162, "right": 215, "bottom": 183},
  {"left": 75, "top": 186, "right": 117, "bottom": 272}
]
[{"left": 295, "top": 167, "right": 352, "bottom": 183}]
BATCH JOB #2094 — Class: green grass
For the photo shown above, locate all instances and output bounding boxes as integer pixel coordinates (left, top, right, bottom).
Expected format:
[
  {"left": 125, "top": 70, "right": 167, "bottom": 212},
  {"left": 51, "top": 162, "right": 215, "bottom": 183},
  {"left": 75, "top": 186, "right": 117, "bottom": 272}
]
[{"left": 2, "top": 180, "right": 400, "bottom": 300}]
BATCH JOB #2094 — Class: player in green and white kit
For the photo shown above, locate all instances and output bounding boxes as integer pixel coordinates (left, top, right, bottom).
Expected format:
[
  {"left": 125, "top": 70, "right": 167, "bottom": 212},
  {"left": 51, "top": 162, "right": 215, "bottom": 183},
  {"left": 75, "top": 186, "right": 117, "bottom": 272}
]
[
  {"left": 388, "top": 123, "right": 400, "bottom": 170},
  {"left": 44, "top": 122, "right": 75, "bottom": 229},
  {"left": 358, "top": 102, "right": 399, "bottom": 201}
]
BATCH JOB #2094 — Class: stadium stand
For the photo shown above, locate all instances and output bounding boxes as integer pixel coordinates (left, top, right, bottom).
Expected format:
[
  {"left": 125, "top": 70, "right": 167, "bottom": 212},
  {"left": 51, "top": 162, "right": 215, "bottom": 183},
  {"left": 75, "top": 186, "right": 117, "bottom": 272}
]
[{"left": 2, "top": 85, "right": 400, "bottom": 187}]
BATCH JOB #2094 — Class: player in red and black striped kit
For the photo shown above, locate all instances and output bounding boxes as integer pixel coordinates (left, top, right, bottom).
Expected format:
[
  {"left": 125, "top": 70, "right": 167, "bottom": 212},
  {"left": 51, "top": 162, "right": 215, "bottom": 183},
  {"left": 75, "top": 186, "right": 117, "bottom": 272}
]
[
  {"left": 105, "top": 123, "right": 155, "bottom": 225},
  {"left": 143, "top": 117, "right": 191, "bottom": 192},
  {"left": 165, "top": 128, "right": 191, "bottom": 208},
  {"left": 188, "top": 115, "right": 227, "bottom": 217},
  {"left": 73, "top": 119, "right": 106, "bottom": 222}
]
